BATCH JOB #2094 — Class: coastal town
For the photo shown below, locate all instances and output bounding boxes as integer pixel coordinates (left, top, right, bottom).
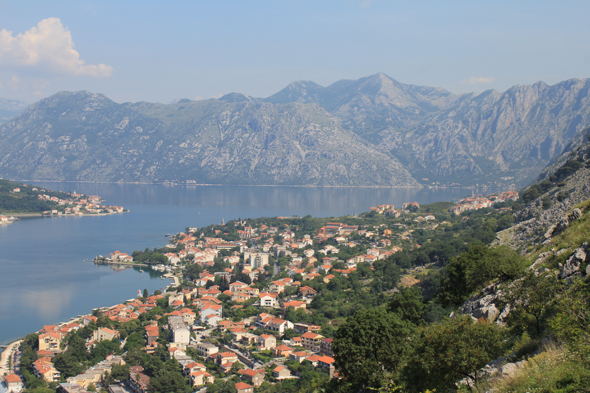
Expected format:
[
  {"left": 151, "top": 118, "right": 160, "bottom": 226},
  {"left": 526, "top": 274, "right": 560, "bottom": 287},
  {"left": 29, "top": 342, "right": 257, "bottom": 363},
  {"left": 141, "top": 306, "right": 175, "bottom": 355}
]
[
  {"left": 0, "top": 179, "right": 127, "bottom": 225},
  {"left": 1, "top": 191, "right": 519, "bottom": 393},
  {"left": 35, "top": 191, "right": 126, "bottom": 217}
]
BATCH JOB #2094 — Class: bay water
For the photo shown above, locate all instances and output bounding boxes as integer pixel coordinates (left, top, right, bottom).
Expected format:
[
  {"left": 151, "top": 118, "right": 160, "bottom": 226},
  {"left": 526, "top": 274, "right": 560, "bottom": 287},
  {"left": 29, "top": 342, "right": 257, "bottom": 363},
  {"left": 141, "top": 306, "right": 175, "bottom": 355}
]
[{"left": 0, "top": 182, "right": 475, "bottom": 347}]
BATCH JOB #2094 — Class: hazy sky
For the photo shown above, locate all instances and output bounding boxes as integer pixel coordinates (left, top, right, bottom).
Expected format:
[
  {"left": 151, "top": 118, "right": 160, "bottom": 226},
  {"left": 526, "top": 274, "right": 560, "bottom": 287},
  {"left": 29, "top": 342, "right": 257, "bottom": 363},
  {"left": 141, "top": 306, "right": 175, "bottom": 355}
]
[{"left": 1, "top": 1, "right": 589, "bottom": 104}]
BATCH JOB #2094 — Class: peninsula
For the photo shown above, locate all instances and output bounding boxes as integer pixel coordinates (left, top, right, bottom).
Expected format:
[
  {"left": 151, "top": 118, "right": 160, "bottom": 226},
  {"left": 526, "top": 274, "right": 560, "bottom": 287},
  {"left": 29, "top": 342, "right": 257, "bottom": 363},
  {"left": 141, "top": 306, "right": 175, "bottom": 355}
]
[{"left": 0, "top": 178, "right": 128, "bottom": 225}]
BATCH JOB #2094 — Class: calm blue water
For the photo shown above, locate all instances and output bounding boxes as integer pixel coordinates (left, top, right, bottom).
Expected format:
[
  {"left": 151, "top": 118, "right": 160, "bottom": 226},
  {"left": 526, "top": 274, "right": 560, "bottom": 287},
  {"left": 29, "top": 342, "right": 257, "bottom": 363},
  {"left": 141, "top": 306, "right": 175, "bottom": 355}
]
[{"left": 0, "top": 182, "right": 476, "bottom": 346}]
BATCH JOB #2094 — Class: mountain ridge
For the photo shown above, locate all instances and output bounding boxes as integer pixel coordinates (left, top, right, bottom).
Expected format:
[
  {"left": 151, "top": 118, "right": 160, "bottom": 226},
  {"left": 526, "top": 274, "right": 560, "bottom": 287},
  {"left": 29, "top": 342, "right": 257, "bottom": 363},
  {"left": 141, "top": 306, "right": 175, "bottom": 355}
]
[{"left": 1, "top": 74, "right": 589, "bottom": 186}]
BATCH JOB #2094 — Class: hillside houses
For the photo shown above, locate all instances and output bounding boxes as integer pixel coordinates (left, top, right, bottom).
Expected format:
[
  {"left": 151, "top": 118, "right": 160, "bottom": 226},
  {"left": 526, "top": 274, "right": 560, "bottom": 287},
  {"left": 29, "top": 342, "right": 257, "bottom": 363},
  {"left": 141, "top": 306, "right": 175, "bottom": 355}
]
[
  {"left": 65, "top": 205, "right": 481, "bottom": 390},
  {"left": 36, "top": 191, "right": 125, "bottom": 216},
  {"left": 16, "top": 193, "right": 527, "bottom": 393},
  {"left": 449, "top": 191, "right": 519, "bottom": 214}
]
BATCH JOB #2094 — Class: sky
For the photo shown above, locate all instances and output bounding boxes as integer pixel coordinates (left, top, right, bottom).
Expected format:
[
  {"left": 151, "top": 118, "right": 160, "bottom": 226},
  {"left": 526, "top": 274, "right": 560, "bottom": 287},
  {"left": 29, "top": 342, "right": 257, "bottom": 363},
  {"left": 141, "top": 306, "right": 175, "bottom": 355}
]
[{"left": 0, "top": 0, "right": 589, "bottom": 104}]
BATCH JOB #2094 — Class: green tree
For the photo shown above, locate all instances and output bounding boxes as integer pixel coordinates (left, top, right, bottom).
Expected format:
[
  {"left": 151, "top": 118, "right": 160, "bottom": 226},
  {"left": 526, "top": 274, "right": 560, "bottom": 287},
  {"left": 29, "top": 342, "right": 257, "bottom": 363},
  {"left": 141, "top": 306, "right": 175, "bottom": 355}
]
[
  {"left": 53, "top": 352, "right": 84, "bottom": 378},
  {"left": 388, "top": 286, "right": 427, "bottom": 326},
  {"left": 504, "top": 270, "right": 558, "bottom": 337},
  {"left": 438, "top": 243, "right": 525, "bottom": 306},
  {"left": 147, "top": 369, "right": 191, "bottom": 393},
  {"left": 111, "top": 363, "right": 131, "bottom": 380},
  {"left": 282, "top": 328, "right": 297, "bottom": 340},
  {"left": 549, "top": 277, "right": 590, "bottom": 362},
  {"left": 67, "top": 334, "right": 90, "bottom": 362},
  {"left": 205, "top": 377, "right": 239, "bottom": 393},
  {"left": 405, "top": 316, "right": 508, "bottom": 392},
  {"left": 333, "top": 307, "right": 415, "bottom": 391},
  {"left": 230, "top": 361, "right": 245, "bottom": 374}
]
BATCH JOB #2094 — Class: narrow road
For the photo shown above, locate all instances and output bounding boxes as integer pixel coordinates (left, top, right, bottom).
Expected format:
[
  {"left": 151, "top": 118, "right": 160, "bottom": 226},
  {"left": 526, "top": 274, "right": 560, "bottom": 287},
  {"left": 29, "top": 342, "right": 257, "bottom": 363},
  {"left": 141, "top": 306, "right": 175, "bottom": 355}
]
[{"left": 0, "top": 340, "right": 22, "bottom": 375}]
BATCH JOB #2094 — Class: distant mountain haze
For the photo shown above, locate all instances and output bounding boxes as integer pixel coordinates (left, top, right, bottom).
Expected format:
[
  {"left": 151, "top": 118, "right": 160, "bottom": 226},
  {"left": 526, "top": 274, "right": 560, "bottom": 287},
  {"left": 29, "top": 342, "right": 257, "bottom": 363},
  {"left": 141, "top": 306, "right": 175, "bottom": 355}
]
[
  {"left": 0, "top": 98, "right": 28, "bottom": 123},
  {"left": 0, "top": 73, "right": 589, "bottom": 186}
]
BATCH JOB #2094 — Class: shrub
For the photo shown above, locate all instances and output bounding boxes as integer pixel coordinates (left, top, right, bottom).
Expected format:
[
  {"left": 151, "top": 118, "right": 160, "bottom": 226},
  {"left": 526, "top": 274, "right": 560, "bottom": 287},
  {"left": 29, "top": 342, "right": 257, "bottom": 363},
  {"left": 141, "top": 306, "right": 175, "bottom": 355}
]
[{"left": 438, "top": 243, "right": 526, "bottom": 306}]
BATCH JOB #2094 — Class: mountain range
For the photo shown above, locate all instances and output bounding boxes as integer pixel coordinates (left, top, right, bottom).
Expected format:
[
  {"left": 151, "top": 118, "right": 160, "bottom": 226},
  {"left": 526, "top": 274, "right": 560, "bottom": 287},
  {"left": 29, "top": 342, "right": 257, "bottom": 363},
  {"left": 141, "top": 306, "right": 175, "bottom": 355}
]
[{"left": 0, "top": 73, "right": 589, "bottom": 186}]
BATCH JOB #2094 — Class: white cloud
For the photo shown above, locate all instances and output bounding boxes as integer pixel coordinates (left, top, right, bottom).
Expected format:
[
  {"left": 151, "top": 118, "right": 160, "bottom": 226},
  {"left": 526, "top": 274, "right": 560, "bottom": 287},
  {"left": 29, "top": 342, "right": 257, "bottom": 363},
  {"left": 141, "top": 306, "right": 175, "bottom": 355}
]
[
  {"left": 462, "top": 76, "right": 496, "bottom": 85},
  {"left": 0, "top": 17, "right": 113, "bottom": 78}
]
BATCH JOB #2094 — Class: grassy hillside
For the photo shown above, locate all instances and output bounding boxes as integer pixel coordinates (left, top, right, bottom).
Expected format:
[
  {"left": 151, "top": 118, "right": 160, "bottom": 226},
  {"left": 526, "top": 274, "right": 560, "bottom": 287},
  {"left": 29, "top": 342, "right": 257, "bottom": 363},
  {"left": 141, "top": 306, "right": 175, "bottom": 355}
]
[{"left": 0, "top": 179, "right": 64, "bottom": 214}]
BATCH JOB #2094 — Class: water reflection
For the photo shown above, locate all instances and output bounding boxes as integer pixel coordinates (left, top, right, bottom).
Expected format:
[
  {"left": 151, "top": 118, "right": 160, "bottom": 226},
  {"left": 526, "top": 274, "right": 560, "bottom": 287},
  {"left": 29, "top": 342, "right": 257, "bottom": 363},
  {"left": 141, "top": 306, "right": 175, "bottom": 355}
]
[
  {"left": 28, "top": 182, "right": 478, "bottom": 216},
  {"left": 22, "top": 288, "right": 74, "bottom": 320}
]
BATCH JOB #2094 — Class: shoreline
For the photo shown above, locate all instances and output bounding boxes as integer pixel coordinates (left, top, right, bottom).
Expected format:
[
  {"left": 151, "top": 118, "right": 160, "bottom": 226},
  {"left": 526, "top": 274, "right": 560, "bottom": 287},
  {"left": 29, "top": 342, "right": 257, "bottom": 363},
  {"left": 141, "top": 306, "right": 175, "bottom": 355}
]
[
  {"left": 0, "top": 211, "right": 128, "bottom": 219},
  {"left": 94, "top": 260, "right": 149, "bottom": 267},
  {"left": 0, "top": 339, "right": 22, "bottom": 375},
  {"left": 15, "top": 179, "right": 493, "bottom": 190}
]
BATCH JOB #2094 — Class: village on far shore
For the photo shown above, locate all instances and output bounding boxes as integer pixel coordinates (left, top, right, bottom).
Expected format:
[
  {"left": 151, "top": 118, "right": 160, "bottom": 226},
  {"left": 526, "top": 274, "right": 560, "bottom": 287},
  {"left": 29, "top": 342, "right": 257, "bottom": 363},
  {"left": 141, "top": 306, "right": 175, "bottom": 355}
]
[
  {"left": 0, "top": 180, "right": 127, "bottom": 226},
  {"left": 1, "top": 190, "right": 519, "bottom": 393}
]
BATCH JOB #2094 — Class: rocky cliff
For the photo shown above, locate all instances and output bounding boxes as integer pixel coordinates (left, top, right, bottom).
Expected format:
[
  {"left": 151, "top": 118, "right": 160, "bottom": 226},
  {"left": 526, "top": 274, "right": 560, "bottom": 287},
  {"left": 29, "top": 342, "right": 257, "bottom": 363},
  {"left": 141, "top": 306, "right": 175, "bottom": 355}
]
[
  {"left": 1, "top": 74, "right": 590, "bottom": 186},
  {"left": 0, "top": 91, "right": 416, "bottom": 186}
]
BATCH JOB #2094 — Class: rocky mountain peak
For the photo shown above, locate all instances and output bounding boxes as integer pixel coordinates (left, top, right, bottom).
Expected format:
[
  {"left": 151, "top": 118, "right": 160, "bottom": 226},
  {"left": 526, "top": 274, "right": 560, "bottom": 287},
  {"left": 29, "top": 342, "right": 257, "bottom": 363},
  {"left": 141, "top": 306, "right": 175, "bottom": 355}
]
[
  {"left": 263, "top": 80, "right": 324, "bottom": 104},
  {"left": 31, "top": 90, "right": 114, "bottom": 111},
  {"left": 218, "top": 92, "right": 258, "bottom": 103}
]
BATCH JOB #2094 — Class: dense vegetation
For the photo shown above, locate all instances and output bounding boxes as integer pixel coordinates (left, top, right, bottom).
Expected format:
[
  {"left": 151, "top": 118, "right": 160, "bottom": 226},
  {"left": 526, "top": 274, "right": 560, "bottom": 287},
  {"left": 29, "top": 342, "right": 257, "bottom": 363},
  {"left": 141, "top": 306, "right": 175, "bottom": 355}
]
[
  {"left": 322, "top": 154, "right": 590, "bottom": 392},
  {"left": 0, "top": 179, "right": 65, "bottom": 213}
]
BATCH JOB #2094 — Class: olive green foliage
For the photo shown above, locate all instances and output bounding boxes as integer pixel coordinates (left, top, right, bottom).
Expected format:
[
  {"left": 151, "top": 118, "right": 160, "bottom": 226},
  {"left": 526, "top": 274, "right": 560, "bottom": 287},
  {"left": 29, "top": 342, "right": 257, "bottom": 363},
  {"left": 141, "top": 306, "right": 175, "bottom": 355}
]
[
  {"left": 0, "top": 179, "right": 66, "bottom": 213},
  {"left": 26, "top": 388, "right": 55, "bottom": 393},
  {"left": 487, "top": 274, "right": 590, "bottom": 392},
  {"left": 147, "top": 365, "right": 192, "bottom": 393},
  {"left": 132, "top": 248, "right": 169, "bottom": 265},
  {"left": 19, "top": 333, "right": 39, "bottom": 373},
  {"left": 205, "top": 376, "right": 240, "bottom": 393},
  {"left": 111, "top": 363, "right": 131, "bottom": 380},
  {"left": 184, "top": 263, "right": 204, "bottom": 280},
  {"left": 492, "top": 347, "right": 590, "bottom": 393},
  {"left": 52, "top": 329, "right": 123, "bottom": 378},
  {"left": 549, "top": 277, "right": 590, "bottom": 362},
  {"left": 405, "top": 316, "right": 508, "bottom": 392},
  {"left": 333, "top": 307, "right": 416, "bottom": 391},
  {"left": 388, "top": 286, "right": 427, "bottom": 326},
  {"left": 504, "top": 271, "right": 558, "bottom": 338},
  {"left": 552, "top": 159, "right": 584, "bottom": 182},
  {"left": 522, "top": 158, "right": 585, "bottom": 205},
  {"left": 437, "top": 242, "right": 525, "bottom": 307},
  {"left": 302, "top": 260, "right": 401, "bottom": 324}
]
